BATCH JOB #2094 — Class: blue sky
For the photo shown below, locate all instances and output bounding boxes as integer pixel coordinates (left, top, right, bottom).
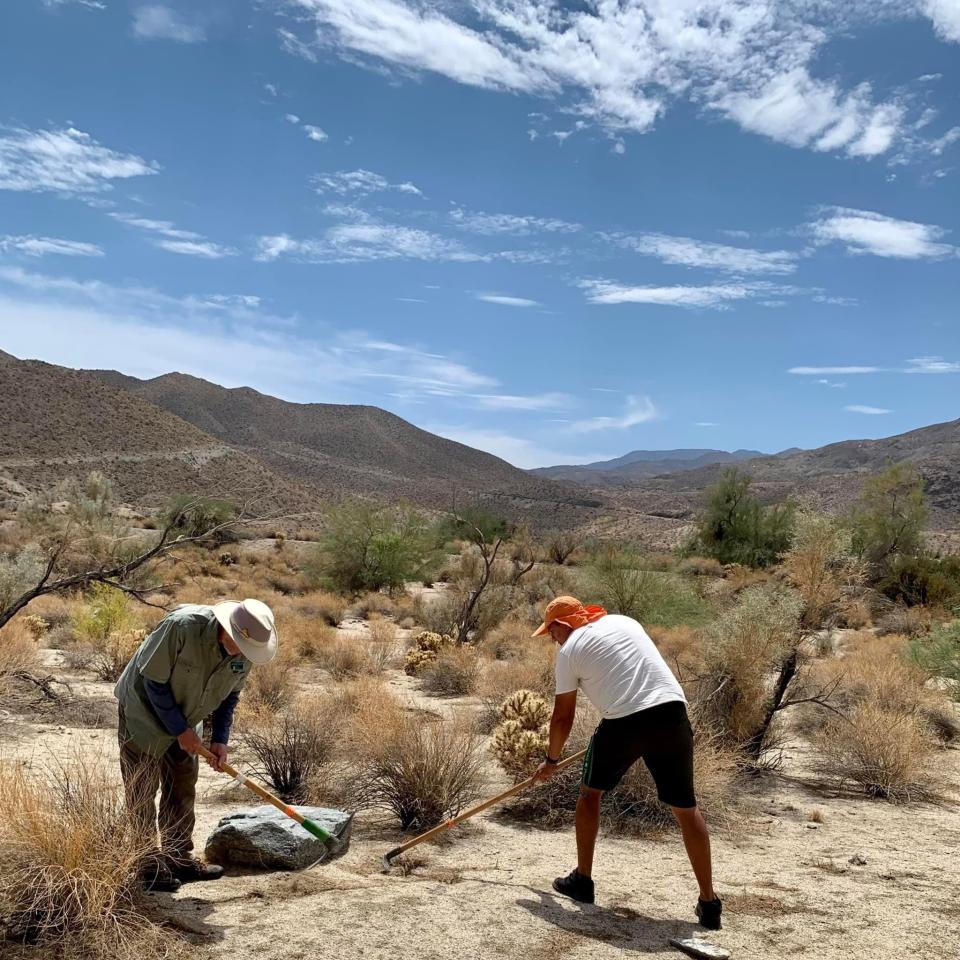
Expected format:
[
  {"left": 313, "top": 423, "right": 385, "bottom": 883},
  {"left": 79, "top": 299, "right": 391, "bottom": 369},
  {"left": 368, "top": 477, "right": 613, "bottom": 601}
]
[{"left": 1, "top": 1, "right": 958, "bottom": 468}]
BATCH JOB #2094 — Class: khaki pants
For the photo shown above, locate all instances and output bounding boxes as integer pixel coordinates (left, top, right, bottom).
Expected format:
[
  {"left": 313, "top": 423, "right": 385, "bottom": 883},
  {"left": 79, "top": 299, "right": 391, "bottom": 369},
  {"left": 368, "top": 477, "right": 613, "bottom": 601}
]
[{"left": 118, "top": 708, "right": 199, "bottom": 865}]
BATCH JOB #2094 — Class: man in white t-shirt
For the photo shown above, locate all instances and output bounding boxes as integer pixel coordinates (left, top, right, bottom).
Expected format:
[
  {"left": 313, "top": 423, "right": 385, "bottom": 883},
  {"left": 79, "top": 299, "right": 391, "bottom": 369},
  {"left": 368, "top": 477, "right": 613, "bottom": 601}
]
[{"left": 531, "top": 595, "right": 721, "bottom": 929}]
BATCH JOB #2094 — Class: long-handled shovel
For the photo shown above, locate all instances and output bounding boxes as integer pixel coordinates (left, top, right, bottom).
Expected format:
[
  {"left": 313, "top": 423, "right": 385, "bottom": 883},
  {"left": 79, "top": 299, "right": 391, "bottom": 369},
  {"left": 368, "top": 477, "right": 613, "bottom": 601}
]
[
  {"left": 382, "top": 748, "right": 587, "bottom": 870},
  {"left": 197, "top": 744, "right": 351, "bottom": 861}
]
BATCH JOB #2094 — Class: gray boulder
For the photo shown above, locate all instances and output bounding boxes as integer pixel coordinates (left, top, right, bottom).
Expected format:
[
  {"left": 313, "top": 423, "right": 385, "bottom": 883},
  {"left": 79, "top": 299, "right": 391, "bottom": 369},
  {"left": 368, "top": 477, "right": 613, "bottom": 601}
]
[{"left": 205, "top": 805, "right": 352, "bottom": 871}]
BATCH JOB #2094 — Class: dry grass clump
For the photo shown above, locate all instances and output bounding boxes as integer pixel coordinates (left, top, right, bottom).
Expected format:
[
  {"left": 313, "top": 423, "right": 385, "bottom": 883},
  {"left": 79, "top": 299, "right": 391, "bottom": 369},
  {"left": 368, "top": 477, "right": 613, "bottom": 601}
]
[
  {"left": 646, "top": 624, "right": 701, "bottom": 676},
  {"left": 0, "top": 619, "right": 42, "bottom": 685},
  {"left": 352, "top": 591, "right": 399, "bottom": 620},
  {"left": 677, "top": 556, "right": 725, "bottom": 578},
  {"left": 289, "top": 620, "right": 338, "bottom": 662},
  {"left": 243, "top": 648, "right": 298, "bottom": 711},
  {"left": 875, "top": 605, "right": 927, "bottom": 637},
  {"left": 242, "top": 693, "right": 341, "bottom": 803},
  {"left": 0, "top": 757, "right": 176, "bottom": 959},
  {"left": 816, "top": 702, "right": 938, "bottom": 800},
  {"left": 350, "top": 705, "right": 486, "bottom": 831},
  {"left": 368, "top": 617, "right": 396, "bottom": 645},
  {"left": 421, "top": 647, "right": 481, "bottom": 696},
  {"left": 403, "top": 630, "right": 452, "bottom": 675},
  {"left": 317, "top": 636, "right": 371, "bottom": 679}
]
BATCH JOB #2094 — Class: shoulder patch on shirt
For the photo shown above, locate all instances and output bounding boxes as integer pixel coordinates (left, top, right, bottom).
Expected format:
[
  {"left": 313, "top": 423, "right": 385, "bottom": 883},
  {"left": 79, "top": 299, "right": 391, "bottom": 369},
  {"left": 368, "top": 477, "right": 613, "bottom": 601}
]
[{"left": 230, "top": 660, "right": 247, "bottom": 673}]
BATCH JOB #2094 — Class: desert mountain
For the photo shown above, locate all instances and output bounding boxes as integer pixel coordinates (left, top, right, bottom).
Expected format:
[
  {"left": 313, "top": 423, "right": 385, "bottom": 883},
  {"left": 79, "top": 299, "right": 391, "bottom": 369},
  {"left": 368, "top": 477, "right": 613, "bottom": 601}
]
[
  {"left": 81, "top": 368, "right": 604, "bottom": 527},
  {"left": 534, "top": 447, "right": 767, "bottom": 485},
  {"left": 611, "top": 417, "right": 960, "bottom": 533},
  {"left": 0, "top": 356, "right": 315, "bottom": 510}
]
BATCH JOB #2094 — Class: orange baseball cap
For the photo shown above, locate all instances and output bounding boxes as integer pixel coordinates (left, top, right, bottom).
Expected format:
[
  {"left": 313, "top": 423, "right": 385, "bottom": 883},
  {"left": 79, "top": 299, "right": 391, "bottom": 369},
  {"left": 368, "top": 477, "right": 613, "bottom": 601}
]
[{"left": 532, "top": 596, "right": 607, "bottom": 638}]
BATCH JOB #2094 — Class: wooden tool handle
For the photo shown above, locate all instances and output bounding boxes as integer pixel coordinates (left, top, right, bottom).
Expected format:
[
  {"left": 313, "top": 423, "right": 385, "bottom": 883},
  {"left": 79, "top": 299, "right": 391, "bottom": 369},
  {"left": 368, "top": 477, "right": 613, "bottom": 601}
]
[
  {"left": 386, "top": 748, "right": 587, "bottom": 861},
  {"left": 197, "top": 744, "right": 306, "bottom": 825}
]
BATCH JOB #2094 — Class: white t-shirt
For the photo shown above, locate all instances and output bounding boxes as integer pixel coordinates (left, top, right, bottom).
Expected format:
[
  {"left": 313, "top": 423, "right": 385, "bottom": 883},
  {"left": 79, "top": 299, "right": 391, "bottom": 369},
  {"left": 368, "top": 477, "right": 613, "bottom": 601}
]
[{"left": 554, "top": 614, "right": 686, "bottom": 719}]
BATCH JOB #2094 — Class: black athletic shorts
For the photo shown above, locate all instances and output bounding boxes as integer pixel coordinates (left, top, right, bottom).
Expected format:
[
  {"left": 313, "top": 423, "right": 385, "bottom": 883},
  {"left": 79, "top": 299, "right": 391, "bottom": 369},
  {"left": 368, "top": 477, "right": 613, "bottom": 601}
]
[{"left": 581, "top": 700, "right": 696, "bottom": 808}]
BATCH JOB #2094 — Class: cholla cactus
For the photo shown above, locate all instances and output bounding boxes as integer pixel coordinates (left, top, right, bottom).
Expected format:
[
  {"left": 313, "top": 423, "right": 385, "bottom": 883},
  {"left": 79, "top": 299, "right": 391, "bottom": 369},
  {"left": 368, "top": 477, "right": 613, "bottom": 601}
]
[
  {"left": 403, "top": 631, "right": 453, "bottom": 675},
  {"left": 491, "top": 718, "right": 549, "bottom": 777},
  {"left": 498, "top": 689, "right": 550, "bottom": 730},
  {"left": 22, "top": 615, "right": 50, "bottom": 639},
  {"left": 411, "top": 631, "right": 450, "bottom": 654}
]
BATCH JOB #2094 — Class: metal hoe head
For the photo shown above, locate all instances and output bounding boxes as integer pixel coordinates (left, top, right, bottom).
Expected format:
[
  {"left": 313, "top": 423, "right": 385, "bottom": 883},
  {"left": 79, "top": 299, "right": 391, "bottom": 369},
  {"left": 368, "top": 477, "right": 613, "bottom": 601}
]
[{"left": 302, "top": 814, "right": 353, "bottom": 867}]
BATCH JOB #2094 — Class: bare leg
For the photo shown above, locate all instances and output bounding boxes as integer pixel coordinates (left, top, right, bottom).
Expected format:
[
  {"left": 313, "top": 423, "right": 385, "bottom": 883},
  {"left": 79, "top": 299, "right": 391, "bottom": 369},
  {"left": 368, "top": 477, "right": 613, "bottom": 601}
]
[
  {"left": 575, "top": 787, "right": 603, "bottom": 877},
  {"left": 671, "top": 805, "right": 715, "bottom": 901}
]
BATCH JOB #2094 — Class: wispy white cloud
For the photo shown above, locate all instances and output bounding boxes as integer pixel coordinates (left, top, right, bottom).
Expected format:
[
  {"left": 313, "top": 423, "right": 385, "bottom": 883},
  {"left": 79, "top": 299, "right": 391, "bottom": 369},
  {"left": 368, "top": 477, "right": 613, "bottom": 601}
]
[
  {"left": 813, "top": 294, "right": 859, "bottom": 306},
  {"left": 421, "top": 425, "right": 608, "bottom": 470},
  {"left": 132, "top": 5, "right": 205, "bottom": 43},
  {"left": 810, "top": 207, "right": 957, "bottom": 259},
  {"left": 312, "top": 168, "right": 421, "bottom": 197},
  {"left": 288, "top": 1, "right": 917, "bottom": 158},
  {"left": 0, "top": 235, "right": 103, "bottom": 257},
  {"left": 43, "top": 0, "right": 106, "bottom": 9},
  {"left": 110, "top": 212, "right": 236, "bottom": 258},
  {"left": 789, "top": 365, "right": 880, "bottom": 374},
  {"left": 255, "top": 220, "right": 479, "bottom": 264},
  {"left": 613, "top": 232, "right": 798, "bottom": 275},
  {"left": 696, "top": 421, "right": 719, "bottom": 427},
  {"left": 0, "top": 126, "right": 158, "bottom": 194},
  {"left": 845, "top": 405, "right": 891, "bottom": 415},
  {"left": 304, "top": 125, "right": 329, "bottom": 142},
  {"left": 571, "top": 395, "right": 657, "bottom": 433},
  {"left": 476, "top": 293, "right": 539, "bottom": 307},
  {"left": 449, "top": 207, "right": 579, "bottom": 236},
  {"left": 472, "top": 392, "right": 570, "bottom": 411},
  {"left": 905, "top": 356, "right": 960, "bottom": 374},
  {"left": 580, "top": 278, "right": 773, "bottom": 309}
]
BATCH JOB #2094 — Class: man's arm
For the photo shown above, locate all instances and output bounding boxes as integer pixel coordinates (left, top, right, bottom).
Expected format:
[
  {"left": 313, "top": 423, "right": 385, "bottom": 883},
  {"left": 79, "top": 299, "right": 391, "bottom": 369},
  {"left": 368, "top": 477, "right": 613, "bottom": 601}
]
[
  {"left": 210, "top": 690, "right": 240, "bottom": 747},
  {"left": 533, "top": 691, "right": 577, "bottom": 781}
]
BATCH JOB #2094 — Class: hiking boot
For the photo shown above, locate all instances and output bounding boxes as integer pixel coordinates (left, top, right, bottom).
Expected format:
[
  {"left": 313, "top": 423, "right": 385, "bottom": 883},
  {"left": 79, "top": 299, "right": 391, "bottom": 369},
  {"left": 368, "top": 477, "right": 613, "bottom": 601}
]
[
  {"left": 696, "top": 897, "right": 723, "bottom": 930},
  {"left": 171, "top": 857, "right": 224, "bottom": 883},
  {"left": 552, "top": 868, "right": 595, "bottom": 905},
  {"left": 141, "top": 861, "right": 182, "bottom": 894}
]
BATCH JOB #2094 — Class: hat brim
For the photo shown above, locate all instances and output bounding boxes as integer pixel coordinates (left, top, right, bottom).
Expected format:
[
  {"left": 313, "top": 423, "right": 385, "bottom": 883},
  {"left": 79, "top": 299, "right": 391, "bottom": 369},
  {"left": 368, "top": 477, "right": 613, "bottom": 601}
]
[
  {"left": 531, "top": 622, "right": 550, "bottom": 638},
  {"left": 212, "top": 601, "right": 278, "bottom": 664}
]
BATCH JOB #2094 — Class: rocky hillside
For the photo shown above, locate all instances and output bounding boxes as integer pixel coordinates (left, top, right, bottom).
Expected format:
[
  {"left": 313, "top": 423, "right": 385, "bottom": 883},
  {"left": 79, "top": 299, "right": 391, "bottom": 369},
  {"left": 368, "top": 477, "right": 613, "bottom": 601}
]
[{"left": 87, "top": 369, "right": 604, "bottom": 527}]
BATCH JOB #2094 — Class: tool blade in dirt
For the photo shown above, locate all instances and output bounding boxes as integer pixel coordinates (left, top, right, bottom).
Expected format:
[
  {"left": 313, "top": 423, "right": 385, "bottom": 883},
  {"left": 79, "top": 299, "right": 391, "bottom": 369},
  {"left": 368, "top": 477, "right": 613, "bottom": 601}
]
[{"left": 669, "top": 937, "right": 731, "bottom": 960}]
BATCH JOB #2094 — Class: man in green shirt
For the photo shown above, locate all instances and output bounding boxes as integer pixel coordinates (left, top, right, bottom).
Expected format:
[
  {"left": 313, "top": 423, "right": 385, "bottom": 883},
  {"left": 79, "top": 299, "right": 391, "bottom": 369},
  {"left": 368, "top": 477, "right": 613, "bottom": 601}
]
[{"left": 115, "top": 598, "right": 278, "bottom": 892}]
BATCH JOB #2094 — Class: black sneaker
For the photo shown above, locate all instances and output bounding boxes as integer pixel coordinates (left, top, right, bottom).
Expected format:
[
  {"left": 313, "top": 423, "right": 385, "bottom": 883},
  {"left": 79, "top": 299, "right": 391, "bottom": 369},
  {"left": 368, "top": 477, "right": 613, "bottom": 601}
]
[
  {"left": 171, "top": 857, "right": 225, "bottom": 883},
  {"left": 696, "top": 897, "right": 722, "bottom": 930},
  {"left": 552, "top": 868, "right": 595, "bottom": 905},
  {"left": 141, "top": 861, "right": 182, "bottom": 893}
]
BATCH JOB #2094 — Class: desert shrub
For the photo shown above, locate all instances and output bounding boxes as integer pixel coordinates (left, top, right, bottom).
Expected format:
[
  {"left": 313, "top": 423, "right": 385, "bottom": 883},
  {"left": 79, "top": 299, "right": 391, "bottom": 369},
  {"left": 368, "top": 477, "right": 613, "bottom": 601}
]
[
  {"left": 878, "top": 554, "right": 960, "bottom": 608},
  {"left": 544, "top": 530, "right": 582, "bottom": 565},
  {"left": 677, "top": 556, "right": 725, "bottom": 578},
  {"left": 421, "top": 646, "right": 481, "bottom": 696},
  {"left": 311, "top": 501, "right": 439, "bottom": 594},
  {"left": 403, "top": 630, "right": 452, "bottom": 675},
  {"left": 299, "top": 590, "right": 348, "bottom": 626},
  {"left": 817, "top": 702, "right": 937, "bottom": 800},
  {"left": 0, "top": 757, "right": 172, "bottom": 959},
  {"left": 589, "top": 549, "right": 708, "bottom": 627},
  {"left": 480, "top": 618, "right": 537, "bottom": 661},
  {"left": 352, "top": 591, "right": 399, "bottom": 620},
  {"left": 0, "top": 619, "right": 42, "bottom": 684},
  {"left": 244, "top": 650, "right": 297, "bottom": 711},
  {"left": 69, "top": 585, "right": 144, "bottom": 681},
  {"left": 366, "top": 639, "right": 399, "bottom": 674},
  {"left": 876, "top": 605, "right": 926, "bottom": 637},
  {"left": 351, "top": 711, "right": 486, "bottom": 831},
  {"left": 290, "top": 622, "right": 337, "bottom": 661},
  {"left": 646, "top": 624, "right": 701, "bottom": 676},
  {"left": 782, "top": 511, "right": 865, "bottom": 628},
  {"left": 316, "top": 637, "right": 368, "bottom": 680},
  {"left": 688, "top": 468, "right": 795, "bottom": 568},
  {"left": 368, "top": 617, "right": 396, "bottom": 645},
  {"left": 697, "top": 586, "right": 803, "bottom": 747},
  {"left": 88, "top": 629, "right": 146, "bottom": 683},
  {"left": 411, "top": 589, "right": 461, "bottom": 637},
  {"left": 165, "top": 494, "right": 238, "bottom": 544},
  {"left": 0, "top": 546, "right": 46, "bottom": 616},
  {"left": 242, "top": 694, "right": 340, "bottom": 802},
  {"left": 908, "top": 620, "right": 960, "bottom": 697}
]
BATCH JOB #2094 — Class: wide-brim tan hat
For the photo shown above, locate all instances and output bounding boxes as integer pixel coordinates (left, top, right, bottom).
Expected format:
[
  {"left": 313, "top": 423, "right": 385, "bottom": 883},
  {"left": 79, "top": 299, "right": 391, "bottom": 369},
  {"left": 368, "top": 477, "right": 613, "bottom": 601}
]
[{"left": 212, "top": 599, "right": 278, "bottom": 664}]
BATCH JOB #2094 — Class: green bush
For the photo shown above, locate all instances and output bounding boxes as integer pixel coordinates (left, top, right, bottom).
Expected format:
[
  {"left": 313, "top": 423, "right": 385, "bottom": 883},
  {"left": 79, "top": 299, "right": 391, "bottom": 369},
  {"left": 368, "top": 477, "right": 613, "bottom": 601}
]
[
  {"left": 908, "top": 620, "right": 960, "bottom": 697},
  {"left": 879, "top": 554, "right": 960, "bottom": 608},
  {"left": 851, "top": 463, "right": 927, "bottom": 571},
  {"left": 689, "top": 468, "right": 794, "bottom": 568},
  {"left": 72, "top": 583, "right": 136, "bottom": 645},
  {"left": 166, "top": 495, "right": 238, "bottom": 544},
  {"left": 589, "top": 548, "right": 708, "bottom": 627},
  {"left": 313, "top": 501, "right": 439, "bottom": 594}
]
